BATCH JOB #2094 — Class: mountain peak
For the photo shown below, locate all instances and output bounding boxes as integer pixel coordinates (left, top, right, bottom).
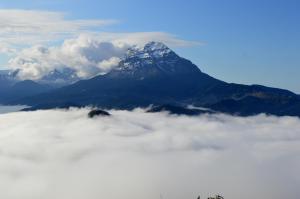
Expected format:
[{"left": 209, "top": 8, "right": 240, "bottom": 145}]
[
  {"left": 111, "top": 41, "right": 201, "bottom": 78},
  {"left": 124, "top": 41, "right": 174, "bottom": 60},
  {"left": 143, "top": 41, "right": 172, "bottom": 58},
  {"left": 144, "top": 41, "right": 170, "bottom": 51},
  {"left": 39, "top": 68, "right": 80, "bottom": 86}
]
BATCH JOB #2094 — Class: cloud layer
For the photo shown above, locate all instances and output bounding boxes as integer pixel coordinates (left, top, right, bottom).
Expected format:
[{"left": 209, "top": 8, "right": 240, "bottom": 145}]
[
  {"left": 0, "top": 108, "right": 299, "bottom": 199},
  {"left": 0, "top": 9, "right": 116, "bottom": 52}
]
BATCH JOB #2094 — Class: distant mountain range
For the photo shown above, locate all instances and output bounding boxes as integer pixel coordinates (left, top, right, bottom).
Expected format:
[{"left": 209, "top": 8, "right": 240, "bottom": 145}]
[{"left": 1, "top": 41, "right": 300, "bottom": 116}]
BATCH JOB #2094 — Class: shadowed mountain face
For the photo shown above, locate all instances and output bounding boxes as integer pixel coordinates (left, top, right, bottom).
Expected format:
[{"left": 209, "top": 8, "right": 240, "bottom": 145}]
[
  {"left": 0, "top": 68, "right": 73, "bottom": 104},
  {"left": 0, "top": 70, "right": 52, "bottom": 103},
  {"left": 39, "top": 68, "right": 80, "bottom": 87},
  {"left": 0, "top": 80, "right": 53, "bottom": 104},
  {"left": 5, "top": 42, "right": 300, "bottom": 116},
  {"left": 16, "top": 42, "right": 223, "bottom": 108},
  {"left": 0, "top": 70, "right": 17, "bottom": 90}
]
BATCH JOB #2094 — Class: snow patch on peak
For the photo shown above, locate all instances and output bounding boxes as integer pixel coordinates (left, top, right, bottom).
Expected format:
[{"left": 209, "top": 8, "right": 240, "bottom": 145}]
[
  {"left": 144, "top": 41, "right": 172, "bottom": 58},
  {"left": 144, "top": 41, "right": 170, "bottom": 51},
  {"left": 39, "top": 68, "right": 80, "bottom": 86},
  {"left": 123, "top": 41, "right": 174, "bottom": 61}
]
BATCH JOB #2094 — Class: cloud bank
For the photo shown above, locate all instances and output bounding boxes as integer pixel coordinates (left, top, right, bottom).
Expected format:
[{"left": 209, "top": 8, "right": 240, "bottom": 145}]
[
  {"left": 8, "top": 32, "right": 200, "bottom": 80},
  {"left": 0, "top": 9, "right": 116, "bottom": 51},
  {"left": 0, "top": 108, "right": 299, "bottom": 199},
  {"left": 9, "top": 35, "right": 129, "bottom": 79}
]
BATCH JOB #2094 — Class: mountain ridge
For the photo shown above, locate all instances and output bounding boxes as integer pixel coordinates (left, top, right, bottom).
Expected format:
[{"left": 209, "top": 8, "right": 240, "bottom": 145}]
[{"left": 2, "top": 41, "right": 300, "bottom": 117}]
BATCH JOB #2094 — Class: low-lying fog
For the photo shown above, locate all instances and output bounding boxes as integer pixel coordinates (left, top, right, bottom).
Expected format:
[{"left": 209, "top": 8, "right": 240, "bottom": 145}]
[
  {"left": 0, "top": 108, "right": 299, "bottom": 199},
  {"left": 0, "top": 105, "right": 28, "bottom": 114}
]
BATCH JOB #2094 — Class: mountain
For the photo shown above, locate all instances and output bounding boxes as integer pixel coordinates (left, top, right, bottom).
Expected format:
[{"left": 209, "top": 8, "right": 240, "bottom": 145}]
[
  {"left": 0, "top": 70, "right": 18, "bottom": 90},
  {"left": 1, "top": 68, "right": 80, "bottom": 87},
  {"left": 201, "top": 83, "right": 300, "bottom": 116},
  {"left": 0, "top": 70, "right": 19, "bottom": 102},
  {"left": 16, "top": 42, "right": 223, "bottom": 107},
  {"left": 38, "top": 68, "right": 80, "bottom": 87},
  {"left": 0, "top": 80, "right": 53, "bottom": 104},
  {"left": 0, "top": 68, "right": 79, "bottom": 103},
  {"left": 8, "top": 42, "right": 300, "bottom": 117}
]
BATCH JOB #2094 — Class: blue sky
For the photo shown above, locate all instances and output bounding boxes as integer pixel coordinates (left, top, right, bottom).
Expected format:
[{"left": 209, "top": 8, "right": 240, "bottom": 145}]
[{"left": 0, "top": 0, "right": 299, "bottom": 93}]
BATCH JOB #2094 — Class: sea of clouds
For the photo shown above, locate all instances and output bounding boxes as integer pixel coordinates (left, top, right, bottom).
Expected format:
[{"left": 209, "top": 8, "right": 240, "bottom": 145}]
[{"left": 0, "top": 108, "right": 299, "bottom": 199}]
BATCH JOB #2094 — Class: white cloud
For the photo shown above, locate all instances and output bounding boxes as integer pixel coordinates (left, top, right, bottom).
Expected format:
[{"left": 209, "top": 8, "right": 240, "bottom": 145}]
[
  {"left": 0, "top": 9, "right": 117, "bottom": 52},
  {"left": 0, "top": 42, "right": 17, "bottom": 54},
  {"left": 0, "top": 9, "right": 201, "bottom": 78},
  {"left": 8, "top": 35, "right": 129, "bottom": 79},
  {"left": 0, "top": 108, "right": 299, "bottom": 199},
  {"left": 0, "top": 9, "right": 200, "bottom": 53},
  {"left": 8, "top": 32, "right": 201, "bottom": 80},
  {"left": 92, "top": 32, "right": 202, "bottom": 47}
]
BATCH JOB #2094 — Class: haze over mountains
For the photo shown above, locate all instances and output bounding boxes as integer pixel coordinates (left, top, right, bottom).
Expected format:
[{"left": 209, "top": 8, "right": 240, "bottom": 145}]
[{"left": 1, "top": 42, "right": 300, "bottom": 116}]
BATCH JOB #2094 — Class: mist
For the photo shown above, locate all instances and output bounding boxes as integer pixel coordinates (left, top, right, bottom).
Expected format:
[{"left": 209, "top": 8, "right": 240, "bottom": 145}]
[
  {"left": 0, "top": 108, "right": 299, "bottom": 199},
  {"left": 0, "top": 105, "right": 28, "bottom": 114}
]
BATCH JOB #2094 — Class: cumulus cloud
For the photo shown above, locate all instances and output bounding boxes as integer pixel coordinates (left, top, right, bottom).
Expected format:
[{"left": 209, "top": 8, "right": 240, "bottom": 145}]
[
  {"left": 0, "top": 108, "right": 299, "bottom": 199},
  {"left": 8, "top": 32, "right": 201, "bottom": 80},
  {"left": 9, "top": 35, "right": 129, "bottom": 79}
]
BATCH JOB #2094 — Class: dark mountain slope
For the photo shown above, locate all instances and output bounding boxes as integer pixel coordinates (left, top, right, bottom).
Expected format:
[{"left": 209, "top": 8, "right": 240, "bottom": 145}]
[
  {"left": 0, "top": 80, "right": 53, "bottom": 104},
  {"left": 17, "top": 42, "right": 223, "bottom": 108},
  {"left": 11, "top": 42, "right": 300, "bottom": 116}
]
